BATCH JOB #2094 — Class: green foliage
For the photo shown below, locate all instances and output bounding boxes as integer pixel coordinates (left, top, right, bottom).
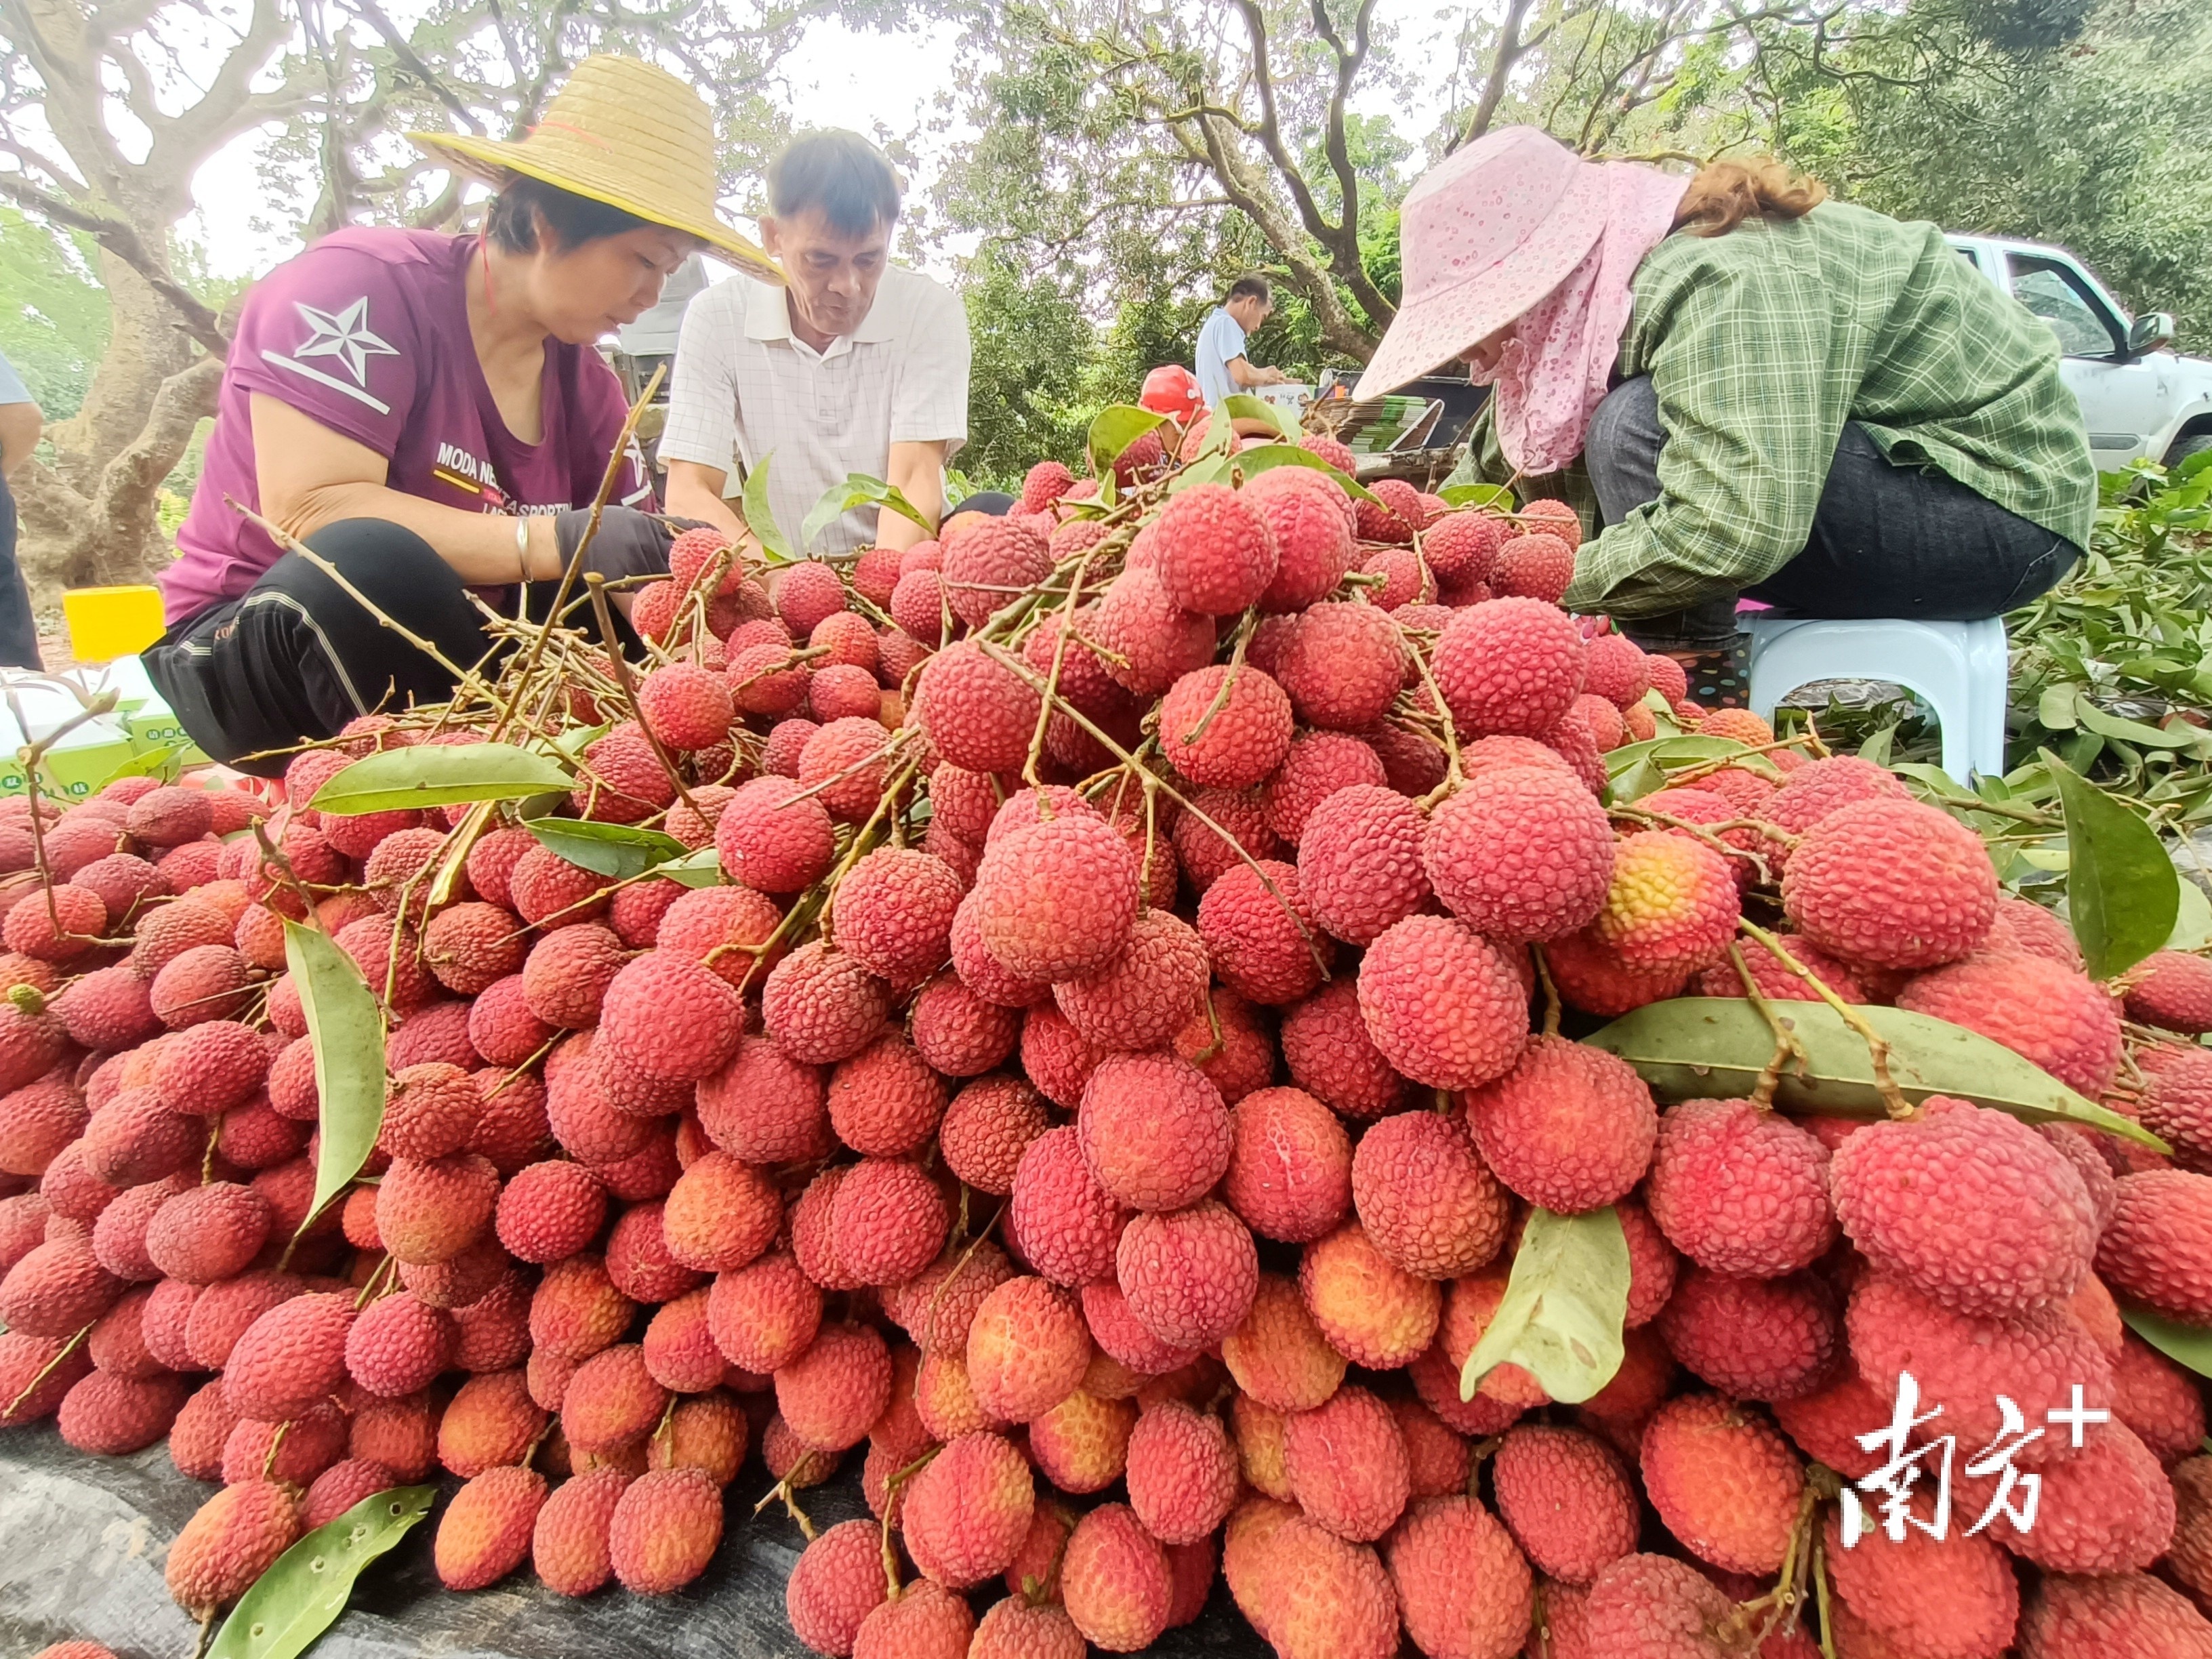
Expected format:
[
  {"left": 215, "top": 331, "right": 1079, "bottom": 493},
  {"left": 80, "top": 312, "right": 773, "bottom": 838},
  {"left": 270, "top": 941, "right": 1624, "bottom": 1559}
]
[
  {"left": 312, "top": 743, "right": 574, "bottom": 813},
  {"left": 0, "top": 209, "right": 109, "bottom": 421},
  {"left": 208, "top": 1486, "right": 434, "bottom": 1659},
  {"left": 1462, "top": 1207, "right": 1629, "bottom": 1406},
  {"left": 1763, "top": 0, "right": 2212, "bottom": 345},
  {"left": 283, "top": 919, "right": 388, "bottom": 1236},
  {"left": 2007, "top": 457, "right": 2212, "bottom": 808},
  {"left": 2047, "top": 752, "right": 2182, "bottom": 977},
  {"left": 958, "top": 248, "right": 1098, "bottom": 489},
  {"left": 1587, "top": 997, "right": 2164, "bottom": 1145}
]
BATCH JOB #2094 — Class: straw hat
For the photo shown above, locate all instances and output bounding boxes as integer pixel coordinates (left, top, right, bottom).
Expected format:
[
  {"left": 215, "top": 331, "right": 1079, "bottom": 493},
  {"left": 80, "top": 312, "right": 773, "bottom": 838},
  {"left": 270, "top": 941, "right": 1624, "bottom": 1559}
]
[{"left": 408, "top": 54, "right": 782, "bottom": 285}]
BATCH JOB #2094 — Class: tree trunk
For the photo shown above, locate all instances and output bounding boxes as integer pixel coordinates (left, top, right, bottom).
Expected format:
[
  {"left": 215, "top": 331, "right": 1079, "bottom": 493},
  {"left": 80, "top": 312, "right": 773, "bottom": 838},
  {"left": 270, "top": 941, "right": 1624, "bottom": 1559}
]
[
  {"left": 43, "top": 245, "right": 194, "bottom": 487},
  {"left": 18, "top": 237, "right": 209, "bottom": 603}
]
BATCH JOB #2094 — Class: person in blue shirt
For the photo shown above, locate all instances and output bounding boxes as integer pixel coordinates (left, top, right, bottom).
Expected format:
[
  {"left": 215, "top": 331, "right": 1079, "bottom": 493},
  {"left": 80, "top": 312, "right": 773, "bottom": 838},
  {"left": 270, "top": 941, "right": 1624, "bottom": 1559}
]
[
  {"left": 1194, "top": 275, "right": 1289, "bottom": 411},
  {"left": 0, "top": 350, "right": 44, "bottom": 670}
]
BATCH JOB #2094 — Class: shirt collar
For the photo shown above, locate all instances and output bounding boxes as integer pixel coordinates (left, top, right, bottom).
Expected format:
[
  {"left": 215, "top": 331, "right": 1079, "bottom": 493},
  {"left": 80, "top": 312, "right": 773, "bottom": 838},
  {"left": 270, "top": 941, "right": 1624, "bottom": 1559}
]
[{"left": 742, "top": 270, "right": 898, "bottom": 352}]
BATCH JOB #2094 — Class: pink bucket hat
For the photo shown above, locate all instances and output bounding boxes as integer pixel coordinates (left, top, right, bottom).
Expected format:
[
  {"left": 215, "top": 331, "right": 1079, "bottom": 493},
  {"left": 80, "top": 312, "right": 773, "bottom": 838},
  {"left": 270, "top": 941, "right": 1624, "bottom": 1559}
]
[{"left": 1355, "top": 127, "right": 1620, "bottom": 399}]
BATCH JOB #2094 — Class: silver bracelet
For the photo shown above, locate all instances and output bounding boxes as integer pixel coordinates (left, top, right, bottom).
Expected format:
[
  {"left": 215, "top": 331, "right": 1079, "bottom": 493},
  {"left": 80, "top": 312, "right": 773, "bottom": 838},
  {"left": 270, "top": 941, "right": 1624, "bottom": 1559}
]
[{"left": 515, "top": 516, "right": 530, "bottom": 582}]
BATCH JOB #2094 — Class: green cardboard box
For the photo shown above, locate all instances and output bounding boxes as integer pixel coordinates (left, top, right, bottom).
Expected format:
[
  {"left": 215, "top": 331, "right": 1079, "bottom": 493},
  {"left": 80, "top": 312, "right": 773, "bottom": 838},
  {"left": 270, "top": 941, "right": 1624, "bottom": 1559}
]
[{"left": 0, "top": 733, "right": 142, "bottom": 801}]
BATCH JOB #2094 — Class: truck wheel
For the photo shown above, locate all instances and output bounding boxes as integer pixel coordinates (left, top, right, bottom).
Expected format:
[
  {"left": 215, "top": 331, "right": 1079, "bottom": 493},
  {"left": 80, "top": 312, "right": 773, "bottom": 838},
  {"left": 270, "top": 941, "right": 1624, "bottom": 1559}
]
[{"left": 2167, "top": 430, "right": 2212, "bottom": 470}]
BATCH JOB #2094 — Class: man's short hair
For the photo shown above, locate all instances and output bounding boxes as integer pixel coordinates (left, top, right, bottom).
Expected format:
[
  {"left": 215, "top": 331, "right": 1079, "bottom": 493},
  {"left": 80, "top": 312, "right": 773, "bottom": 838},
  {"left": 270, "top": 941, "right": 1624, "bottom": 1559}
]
[
  {"left": 1227, "top": 274, "right": 1273, "bottom": 305},
  {"left": 768, "top": 131, "right": 903, "bottom": 237}
]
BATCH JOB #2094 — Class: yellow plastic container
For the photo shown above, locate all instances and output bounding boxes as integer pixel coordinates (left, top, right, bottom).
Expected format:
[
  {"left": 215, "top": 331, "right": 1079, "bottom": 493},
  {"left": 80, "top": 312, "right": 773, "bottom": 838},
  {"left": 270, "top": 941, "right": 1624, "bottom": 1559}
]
[{"left": 63, "top": 584, "right": 166, "bottom": 663}]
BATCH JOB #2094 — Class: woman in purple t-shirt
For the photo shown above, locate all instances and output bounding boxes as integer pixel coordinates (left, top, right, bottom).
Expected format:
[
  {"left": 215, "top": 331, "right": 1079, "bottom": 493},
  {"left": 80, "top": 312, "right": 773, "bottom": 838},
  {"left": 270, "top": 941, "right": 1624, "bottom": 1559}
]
[{"left": 147, "top": 56, "right": 781, "bottom": 773}]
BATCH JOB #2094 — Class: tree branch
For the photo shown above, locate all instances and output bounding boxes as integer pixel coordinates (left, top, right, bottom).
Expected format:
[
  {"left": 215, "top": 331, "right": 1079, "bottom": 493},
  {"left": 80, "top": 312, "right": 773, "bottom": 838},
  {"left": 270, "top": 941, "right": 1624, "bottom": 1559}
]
[
  {"left": 0, "top": 172, "right": 228, "bottom": 353},
  {"left": 1452, "top": 0, "right": 1542, "bottom": 153},
  {"left": 340, "top": 0, "right": 487, "bottom": 135}
]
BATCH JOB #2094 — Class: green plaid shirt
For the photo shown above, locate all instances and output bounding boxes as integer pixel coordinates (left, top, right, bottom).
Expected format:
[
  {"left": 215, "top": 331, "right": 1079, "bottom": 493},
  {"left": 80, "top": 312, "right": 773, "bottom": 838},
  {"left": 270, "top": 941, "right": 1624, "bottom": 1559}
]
[{"left": 1450, "top": 201, "right": 2097, "bottom": 618}]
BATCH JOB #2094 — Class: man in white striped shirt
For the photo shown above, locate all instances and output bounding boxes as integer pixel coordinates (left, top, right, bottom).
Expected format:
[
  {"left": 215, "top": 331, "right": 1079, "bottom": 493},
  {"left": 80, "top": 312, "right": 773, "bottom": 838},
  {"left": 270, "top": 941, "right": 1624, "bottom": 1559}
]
[{"left": 660, "top": 131, "right": 970, "bottom": 556}]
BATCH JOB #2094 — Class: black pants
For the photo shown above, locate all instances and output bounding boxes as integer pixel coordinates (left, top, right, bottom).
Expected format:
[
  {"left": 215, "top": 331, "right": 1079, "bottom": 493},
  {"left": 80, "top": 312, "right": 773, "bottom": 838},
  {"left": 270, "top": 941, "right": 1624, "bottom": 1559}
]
[
  {"left": 1584, "top": 377, "right": 2082, "bottom": 650},
  {"left": 145, "top": 518, "right": 618, "bottom": 777},
  {"left": 0, "top": 477, "right": 42, "bottom": 671}
]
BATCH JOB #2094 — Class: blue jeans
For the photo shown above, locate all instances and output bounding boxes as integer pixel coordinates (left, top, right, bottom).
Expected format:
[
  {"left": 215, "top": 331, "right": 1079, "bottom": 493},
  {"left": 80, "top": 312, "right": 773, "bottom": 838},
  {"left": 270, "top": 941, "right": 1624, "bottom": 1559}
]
[
  {"left": 1584, "top": 376, "right": 2081, "bottom": 650},
  {"left": 0, "top": 477, "right": 42, "bottom": 670}
]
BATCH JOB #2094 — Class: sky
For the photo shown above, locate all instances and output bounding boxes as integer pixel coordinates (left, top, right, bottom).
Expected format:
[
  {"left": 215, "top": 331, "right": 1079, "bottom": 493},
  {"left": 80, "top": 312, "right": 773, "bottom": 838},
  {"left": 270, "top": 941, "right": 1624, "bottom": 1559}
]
[
  {"left": 180, "top": 14, "right": 968, "bottom": 281},
  {"left": 171, "top": 5, "right": 1473, "bottom": 285}
]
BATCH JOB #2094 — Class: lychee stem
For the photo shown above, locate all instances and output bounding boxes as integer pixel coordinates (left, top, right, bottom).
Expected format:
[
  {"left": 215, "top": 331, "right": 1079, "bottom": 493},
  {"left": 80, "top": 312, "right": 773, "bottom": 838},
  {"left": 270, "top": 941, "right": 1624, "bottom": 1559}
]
[
  {"left": 1740, "top": 920, "right": 1912, "bottom": 1117},
  {"left": 977, "top": 639, "right": 1331, "bottom": 978},
  {"left": 1725, "top": 944, "right": 1812, "bottom": 1109},
  {"left": 1174, "top": 610, "right": 1258, "bottom": 750},
  {"left": 584, "top": 570, "right": 700, "bottom": 817},
  {"left": 914, "top": 1204, "right": 1004, "bottom": 1350},
  {"left": 1406, "top": 638, "right": 1465, "bottom": 809},
  {"left": 878, "top": 1448, "right": 940, "bottom": 1595},
  {"left": 352, "top": 1252, "right": 396, "bottom": 1311},
  {"left": 3, "top": 1322, "right": 89, "bottom": 1418},
  {"left": 1187, "top": 988, "right": 1227, "bottom": 1065},
  {"left": 750, "top": 1476, "right": 818, "bottom": 1540},
  {"left": 488, "top": 363, "right": 665, "bottom": 743},
  {"left": 1021, "top": 551, "right": 1097, "bottom": 789},
  {"left": 260, "top": 1419, "right": 292, "bottom": 1483},
  {"left": 1530, "top": 943, "right": 1562, "bottom": 1038},
  {"left": 1611, "top": 803, "right": 1788, "bottom": 886}
]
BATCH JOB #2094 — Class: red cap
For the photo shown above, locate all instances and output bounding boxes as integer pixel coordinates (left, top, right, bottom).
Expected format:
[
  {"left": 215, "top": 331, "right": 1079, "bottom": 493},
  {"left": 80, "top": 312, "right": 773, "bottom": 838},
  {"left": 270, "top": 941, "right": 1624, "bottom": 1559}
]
[{"left": 1140, "top": 364, "right": 1202, "bottom": 416}]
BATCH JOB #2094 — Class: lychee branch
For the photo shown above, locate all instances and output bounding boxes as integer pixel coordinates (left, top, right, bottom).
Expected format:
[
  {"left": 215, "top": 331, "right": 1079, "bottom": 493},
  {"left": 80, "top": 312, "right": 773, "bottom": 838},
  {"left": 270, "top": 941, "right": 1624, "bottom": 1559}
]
[
  {"left": 975, "top": 638, "right": 1331, "bottom": 975},
  {"left": 1740, "top": 920, "right": 1912, "bottom": 1116},
  {"left": 1725, "top": 943, "right": 1813, "bottom": 1108}
]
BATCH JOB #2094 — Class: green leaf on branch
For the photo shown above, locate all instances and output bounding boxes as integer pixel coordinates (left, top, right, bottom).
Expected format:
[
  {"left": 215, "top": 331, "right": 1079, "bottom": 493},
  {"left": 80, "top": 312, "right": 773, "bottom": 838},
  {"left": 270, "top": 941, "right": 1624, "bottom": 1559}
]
[
  {"left": 2169, "top": 879, "right": 2212, "bottom": 951},
  {"left": 1220, "top": 392, "right": 1299, "bottom": 441},
  {"left": 1209, "top": 441, "right": 1381, "bottom": 504},
  {"left": 311, "top": 743, "right": 573, "bottom": 814},
  {"left": 1461, "top": 1207, "right": 1629, "bottom": 1406},
  {"left": 2045, "top": 750, "right": 2179, "bottom": 978},
  {"left": 800, "top": 472, "right": 933, "bottom": 554},
  {"left": 742, "top": 451, "right": 794, "bottom": 563},
  {"left": 525, "top": 817, "right": 689, "bottom": 882},
  {"left": 1084, "top": 404, "right": 1170, "bottom": 476},
  {"left": 2122, "top": 1307, "right": 2212, "bottom": 1381},
  {"left": 98, "top": 744, "right": 186, "bottom": 790},
  {"left": 1440, "top": 483, "right": 1515, "bottom": 511},
  {"left": 2076, "top": 702, "right": 2212, "bottom": 756},
  {"left": 207, "top": 1485, "right": 435, "bottom": 1659},
  {"left": 1585, "top": 997, "right": 2165, "bottom": 1148},
  {"left": 282, "top": 920, "right": 387, "bottom": 1237},
  {"left": 2036, "top": 685, "right": 2081, "bottom": 731},
  {"left": 1602, "top": 735, "right": 1768, "bottom": 802},
  {"left": 651, "top": 846, "right": 725, "bottom": 888}
]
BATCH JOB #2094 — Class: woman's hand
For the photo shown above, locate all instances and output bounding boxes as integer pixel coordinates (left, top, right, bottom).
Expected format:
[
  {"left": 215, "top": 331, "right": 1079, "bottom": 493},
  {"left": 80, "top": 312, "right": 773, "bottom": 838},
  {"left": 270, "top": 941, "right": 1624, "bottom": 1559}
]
[{"left": 553, "top": 506, "right": 674, "bottom": 582}]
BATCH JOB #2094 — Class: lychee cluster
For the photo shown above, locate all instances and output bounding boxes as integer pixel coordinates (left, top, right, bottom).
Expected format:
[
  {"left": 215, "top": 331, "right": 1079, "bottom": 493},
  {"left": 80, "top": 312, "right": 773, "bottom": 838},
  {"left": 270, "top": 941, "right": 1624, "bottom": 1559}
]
[{"left": 8, "top": 434, "right": 2206, "bottom": 1659}]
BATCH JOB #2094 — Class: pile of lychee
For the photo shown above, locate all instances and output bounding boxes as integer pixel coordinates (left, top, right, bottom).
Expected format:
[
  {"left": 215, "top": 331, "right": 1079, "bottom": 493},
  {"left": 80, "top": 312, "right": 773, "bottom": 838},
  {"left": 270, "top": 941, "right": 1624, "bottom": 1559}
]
[{"left": 5, "top": 427, "right": 2212, "bottom": 1659}]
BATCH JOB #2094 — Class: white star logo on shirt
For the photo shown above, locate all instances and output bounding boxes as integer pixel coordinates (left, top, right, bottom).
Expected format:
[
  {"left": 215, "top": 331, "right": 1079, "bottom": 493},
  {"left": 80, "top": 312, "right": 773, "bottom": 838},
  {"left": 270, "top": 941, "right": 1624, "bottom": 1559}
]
[{"left": 291, "top": 298, "right": 397, "bottom": 387}]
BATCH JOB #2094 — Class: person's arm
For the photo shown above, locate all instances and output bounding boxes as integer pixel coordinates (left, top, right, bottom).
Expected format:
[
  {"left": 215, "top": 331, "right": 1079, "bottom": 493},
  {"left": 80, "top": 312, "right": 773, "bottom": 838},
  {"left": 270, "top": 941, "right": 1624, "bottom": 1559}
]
[
  {"left": 657, "top": 281, "right": 760, "bottom": 556},
  {"left": 0, "top": 400, "right": 40, "bottom": 480},
  {"left": 882, "top": 441, "right": 947, "bottom": 552},
  {"left": 1561, "top": 251, "right": 1837, "bottom": 618},
  {"left": 882, "top": 278, "right": 969, "bottom": 552},
  {"left": 251, "top": 393, "right": 565, "bottom": 582},
  {"left": 1226, "top": 356, "right": 1289, "bottom": 389},
  {"left": 663, "top": 459, "right": 751, "bottom": 548}
]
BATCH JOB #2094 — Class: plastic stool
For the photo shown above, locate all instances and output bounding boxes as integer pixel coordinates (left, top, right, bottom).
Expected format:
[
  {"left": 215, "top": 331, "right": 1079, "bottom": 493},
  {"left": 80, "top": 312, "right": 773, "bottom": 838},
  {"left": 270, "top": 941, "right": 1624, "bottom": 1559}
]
[{"left": 1742, "top": 614, "right": 2009, "bottom": 781}]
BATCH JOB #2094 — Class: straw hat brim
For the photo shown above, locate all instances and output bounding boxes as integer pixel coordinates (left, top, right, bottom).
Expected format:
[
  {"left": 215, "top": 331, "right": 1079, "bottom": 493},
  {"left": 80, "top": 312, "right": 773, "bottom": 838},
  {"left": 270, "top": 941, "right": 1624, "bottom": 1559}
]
[{"left": 411, "top": 131, "right": 784, "bottom": 287}]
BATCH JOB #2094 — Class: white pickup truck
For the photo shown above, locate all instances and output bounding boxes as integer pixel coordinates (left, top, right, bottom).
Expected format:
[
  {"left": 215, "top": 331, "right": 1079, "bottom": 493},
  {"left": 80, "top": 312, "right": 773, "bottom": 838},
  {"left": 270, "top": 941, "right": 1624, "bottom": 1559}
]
[{"left": 1948, "top": 234, "right": 2212, "bottom": 472}]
